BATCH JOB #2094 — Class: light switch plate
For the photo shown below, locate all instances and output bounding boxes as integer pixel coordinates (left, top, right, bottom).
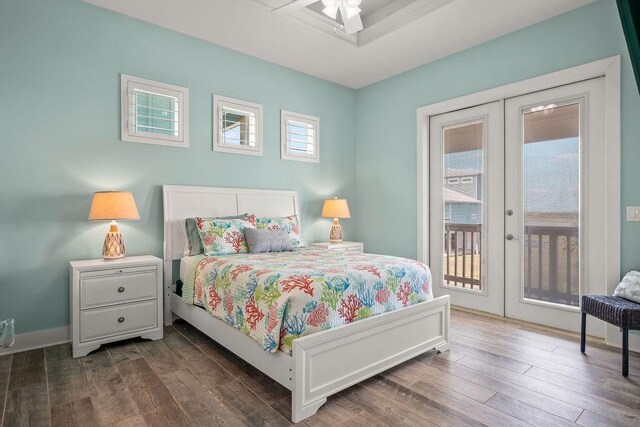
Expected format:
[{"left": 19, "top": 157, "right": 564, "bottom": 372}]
[{"left": 626, "top": 206, "right": 640, "bottom": 221}]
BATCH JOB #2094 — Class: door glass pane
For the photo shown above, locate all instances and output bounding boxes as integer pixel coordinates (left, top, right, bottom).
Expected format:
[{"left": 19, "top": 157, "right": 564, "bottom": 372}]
[
  {"left": 442, "top": 121, "right": 483, "bottom": 291},
  {"left": 522, "top": 103, "right": 580, "bottom": 307}
]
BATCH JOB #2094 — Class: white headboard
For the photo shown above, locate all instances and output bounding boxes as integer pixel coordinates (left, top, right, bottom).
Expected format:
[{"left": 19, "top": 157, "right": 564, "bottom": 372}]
[{"left": 162, "top": 185, "right": 301, "bottom": 324}]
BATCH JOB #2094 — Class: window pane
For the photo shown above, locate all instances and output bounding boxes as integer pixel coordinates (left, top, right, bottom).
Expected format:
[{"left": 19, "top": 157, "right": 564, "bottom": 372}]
[
  {"left": 443, "top": 121, "right": 483, "bottom": 291},
  {"left": 134, "top": 90, "right": 178, "bottom": 136},
  {"left": 222, "top": 108, "right": 256, "bottom": 147},
  {"left": 522, "top": 103, "right": 580, "bottom": 307},
  {"left": 287, "top": 120, "right": 314, "bottom": 154}
]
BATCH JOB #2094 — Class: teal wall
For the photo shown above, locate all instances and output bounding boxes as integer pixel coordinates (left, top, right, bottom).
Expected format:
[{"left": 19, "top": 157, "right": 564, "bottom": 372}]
[
  {"left": 0, "top": 0, "right": 356, "bottom": 334},
  {"left": 354, "top": 0, "right": 640, "bottom": 281},
  {"left": 2, "top": 0, "right": 639, "bottom": 336}
]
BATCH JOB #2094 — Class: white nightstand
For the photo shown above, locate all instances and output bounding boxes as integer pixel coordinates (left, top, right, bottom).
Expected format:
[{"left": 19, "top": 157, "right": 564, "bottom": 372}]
[
  {"left": 309, "top": 241, "right": 364, "bottom": 253},
  {"left": 69, "top": 255, "right": 163, "bottom": 358}
]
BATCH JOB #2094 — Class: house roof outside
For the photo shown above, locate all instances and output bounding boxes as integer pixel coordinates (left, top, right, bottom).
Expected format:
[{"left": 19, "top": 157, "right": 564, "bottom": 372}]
[
  {"left": 445, "top": 168, "right": 481, "bottom": 178},
  {"left": 445, "top": 187, "right": 481, "bottom": 204}
]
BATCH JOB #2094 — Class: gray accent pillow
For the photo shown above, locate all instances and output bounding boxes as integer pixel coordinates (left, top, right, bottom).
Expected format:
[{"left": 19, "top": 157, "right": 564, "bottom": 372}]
[
  {"left": 613, "top": 270, "right": 640, "bottom": 303},
  {"left": 244, "top": 228, "right": 293, "bottom": 253},
  {"left": 185, "top": 214, "right": 247, "bottom": 256}
]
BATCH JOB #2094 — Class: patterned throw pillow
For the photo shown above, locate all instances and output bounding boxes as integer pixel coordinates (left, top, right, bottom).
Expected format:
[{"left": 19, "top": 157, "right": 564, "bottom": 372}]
[
  {"left": 185, "top": 214, "right": 248, "bottom": 256},
  {"left": 196, "top": 217, "right": 255, "bottom": 256},
  {"left": 613, "top": 271, "right": 640, "bottom": 303},
  {"left": 248, "top": 215, "right": 307, "bottom": 248}
]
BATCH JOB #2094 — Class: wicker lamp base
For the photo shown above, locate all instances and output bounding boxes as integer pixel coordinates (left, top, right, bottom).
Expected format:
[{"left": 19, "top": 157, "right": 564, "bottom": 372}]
[
  {"left": 103, "top": 222, "right": 126, "bottom": 260},
  {"left": 329, "top": 218, "right": 343, "bottom": 243}
]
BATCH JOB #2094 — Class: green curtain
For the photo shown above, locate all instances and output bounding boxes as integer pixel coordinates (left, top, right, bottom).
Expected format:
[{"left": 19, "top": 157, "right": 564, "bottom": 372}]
[{"left": 617, "top": 0, "right": 640, "bottom": 94}]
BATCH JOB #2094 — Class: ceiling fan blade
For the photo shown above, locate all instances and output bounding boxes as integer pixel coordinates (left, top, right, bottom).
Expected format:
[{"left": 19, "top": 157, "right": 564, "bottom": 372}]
[
  {"left": 272, "top": 0, "right": 319, "bottom": 14},
  {"left": 322, "top": 5, "right": 338, "bottom": 20},
  {"left": 340, "top": 5, "right": 363, "bottom": 34}
]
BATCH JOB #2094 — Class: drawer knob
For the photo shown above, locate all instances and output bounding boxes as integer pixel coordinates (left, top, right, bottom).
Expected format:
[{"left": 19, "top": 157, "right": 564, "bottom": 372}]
[
  {"left": 117, "top": 317, "right": 125, "bottom": 323},
  {"left": 117, "top": 286, "right": 125, "bottom": 293}
]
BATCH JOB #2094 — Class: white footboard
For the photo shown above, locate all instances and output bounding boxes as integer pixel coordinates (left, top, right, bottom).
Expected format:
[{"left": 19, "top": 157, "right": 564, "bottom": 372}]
[{"left": 291, "top": 295, "right": 450, "bottom": 422}]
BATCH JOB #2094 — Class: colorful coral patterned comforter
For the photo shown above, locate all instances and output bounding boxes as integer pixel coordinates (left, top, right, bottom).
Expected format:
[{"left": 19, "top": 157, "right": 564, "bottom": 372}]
[{"left": 181, "top": 249, "right": 432, "bottom": 355}]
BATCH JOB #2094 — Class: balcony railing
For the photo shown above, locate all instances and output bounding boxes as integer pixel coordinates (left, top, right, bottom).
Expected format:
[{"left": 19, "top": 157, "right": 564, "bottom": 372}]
[
  {"left": 444, "top": 223, "right": 481, "bottom": 290},
  {"left": 523, "top": 225, "right": 579, "bottom": 307},
  {"left": 444, "top": 223, "right": 579, "bottom": 307}
]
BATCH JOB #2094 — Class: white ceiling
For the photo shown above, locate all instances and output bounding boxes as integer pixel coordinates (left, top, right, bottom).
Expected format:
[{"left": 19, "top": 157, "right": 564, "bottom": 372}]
[{"left": 81, "top": 0, "right": 594, "bottom": 89}]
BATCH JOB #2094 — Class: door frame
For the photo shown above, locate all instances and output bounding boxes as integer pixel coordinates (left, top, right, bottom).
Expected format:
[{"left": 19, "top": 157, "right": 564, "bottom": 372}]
[{"left": 416, "top": 56, "right": 621, "bottom": 345}]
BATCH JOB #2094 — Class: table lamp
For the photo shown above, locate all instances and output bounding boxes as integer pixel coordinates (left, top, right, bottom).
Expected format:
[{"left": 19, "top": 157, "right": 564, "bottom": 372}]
[
  {"left": 89, "top": 191, "right": 140, "bottom": 260},
  {"left": 321, "top": 197, "right": 351, "bottom": 243}
]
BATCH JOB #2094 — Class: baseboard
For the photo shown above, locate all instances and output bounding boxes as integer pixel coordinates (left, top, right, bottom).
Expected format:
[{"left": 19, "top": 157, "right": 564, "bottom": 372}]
[
  {"left": 606, "top": 324, "right": 640, "bottom": 353},
  {"left": 0, "top": 326, "right": 70, "bottom": 356}
]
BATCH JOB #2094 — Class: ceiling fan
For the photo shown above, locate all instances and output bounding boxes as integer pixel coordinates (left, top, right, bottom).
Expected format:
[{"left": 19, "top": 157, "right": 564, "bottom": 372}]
[{"left": 272, "top": 0, "right": 364, "bottom": 35}]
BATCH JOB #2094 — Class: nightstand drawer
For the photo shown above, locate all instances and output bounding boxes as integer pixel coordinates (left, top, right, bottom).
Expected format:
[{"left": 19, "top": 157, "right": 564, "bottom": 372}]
[
  {"left": 80, "top": 269, "right": 157, "bottom": 309},
  {"left": 80, "top": 300, "right": 157, "bottom": 342}
]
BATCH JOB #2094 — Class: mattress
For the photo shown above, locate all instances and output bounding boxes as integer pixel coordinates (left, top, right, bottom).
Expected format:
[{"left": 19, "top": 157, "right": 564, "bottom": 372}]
[
  {"left": 180, "top": 256, "right": 190, "bottom": 283},
  {"left": 180, "top": 256, "right": 203, "bottom": 306},
  {"left": 180, "top": 249, "right": 433, "bottom": 355}
]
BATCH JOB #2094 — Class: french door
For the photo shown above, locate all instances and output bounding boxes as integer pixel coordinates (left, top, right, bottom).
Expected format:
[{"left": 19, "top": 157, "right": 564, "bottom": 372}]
[
  {"left": 429, "top": 102, "right": 505, "bottom": 316},
  {"left": 429, "top": 78, "right": 606, "bottom": 335},
  {"left": 505, "top": 78, "right": 606, "bottom": 335}
]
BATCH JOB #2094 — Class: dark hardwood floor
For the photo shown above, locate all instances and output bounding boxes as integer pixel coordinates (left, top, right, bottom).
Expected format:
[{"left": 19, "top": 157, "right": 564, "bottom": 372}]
[{"left": 1, "top": 308, "right": 639, "bottom": 426}]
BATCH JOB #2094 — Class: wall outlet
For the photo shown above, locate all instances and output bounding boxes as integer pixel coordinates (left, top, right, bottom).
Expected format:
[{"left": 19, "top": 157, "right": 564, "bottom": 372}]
[{"left": 626, "top": 206, "right": 640, "bottom": 221}]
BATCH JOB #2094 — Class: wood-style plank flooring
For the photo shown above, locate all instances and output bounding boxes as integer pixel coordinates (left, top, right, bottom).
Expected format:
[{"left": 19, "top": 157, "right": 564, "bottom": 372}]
[{"left": 1, "top": 308, "right": 639, "bottom": 426}]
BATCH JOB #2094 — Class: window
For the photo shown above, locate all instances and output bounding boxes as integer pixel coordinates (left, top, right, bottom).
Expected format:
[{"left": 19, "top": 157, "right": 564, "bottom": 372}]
[
  {"left": 448, "top": 178, "right": 460, "bottom": 184},
  {"left": 121, "top": 74, "right": 188, "bottom": 148},
  {"left": 281, "top": 110, "right": 319, "bottom": 163},
  {"left": 213, "top": 95, "right": 263, "bottom": 156},
  {"left": 461, "top": 177, "right": 474, "bottom": 184}
]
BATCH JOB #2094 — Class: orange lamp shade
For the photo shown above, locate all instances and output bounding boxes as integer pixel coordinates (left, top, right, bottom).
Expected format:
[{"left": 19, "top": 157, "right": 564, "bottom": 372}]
[
  {"left": 89, "top": 191, "right": 140, "bottom": 221},
  {"left": 321, "top": 198, "right": 351, "bottom": 219}
]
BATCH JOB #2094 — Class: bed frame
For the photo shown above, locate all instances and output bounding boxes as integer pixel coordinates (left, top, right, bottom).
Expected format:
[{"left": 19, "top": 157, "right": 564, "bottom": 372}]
[{"left": 163, "top": 185, "right": 450, "bottom": 422}]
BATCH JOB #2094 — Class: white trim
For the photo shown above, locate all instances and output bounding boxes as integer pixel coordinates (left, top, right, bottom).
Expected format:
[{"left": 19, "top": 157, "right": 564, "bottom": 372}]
[
  {"left": 281, "top": 110, "right": 320, "bottom": 163},
  {"left": 120, "top": 74, "right": 189, "bottom": 148},
  {"left": 0, "top": 326, "right": 70, "bottom": 356},
  {"left": 264, "top": 0, "right": 454, "bottom": 47},
  {"left": 213, "top": 95, "right": 264, "bottom": 157},
  {"left": 358, "top": 0, "right": 454, "bottom": 46},
  {"left": 417, "top": 56, "right": 620, "bottom": 342}
]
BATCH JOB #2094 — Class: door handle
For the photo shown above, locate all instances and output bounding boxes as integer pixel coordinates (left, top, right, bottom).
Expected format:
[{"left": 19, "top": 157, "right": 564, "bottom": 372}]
[{"left": 506, "top": 234, "right": 517, "bottom": 241}]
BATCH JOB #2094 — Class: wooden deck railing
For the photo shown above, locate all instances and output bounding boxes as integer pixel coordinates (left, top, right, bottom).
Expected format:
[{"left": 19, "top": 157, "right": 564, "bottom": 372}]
[
  {"left": 444, "top": 223, "right": 579, "bottom": 306},
  {"left": 523, "top": 225, "right": 579, "bottom": 307},
  {"left": 444, "top": 223, "right": 481, "bottom": 289}
]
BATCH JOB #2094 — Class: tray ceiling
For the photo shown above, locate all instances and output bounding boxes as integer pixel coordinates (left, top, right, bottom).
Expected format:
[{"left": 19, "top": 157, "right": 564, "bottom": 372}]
[{"left": 81, "top": 0, "right": 595, "bottom": 88}]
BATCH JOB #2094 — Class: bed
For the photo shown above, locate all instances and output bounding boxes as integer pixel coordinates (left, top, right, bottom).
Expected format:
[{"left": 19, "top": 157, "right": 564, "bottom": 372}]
[{"left": 163, "top": 185, "right": 450, "bottom": 422}]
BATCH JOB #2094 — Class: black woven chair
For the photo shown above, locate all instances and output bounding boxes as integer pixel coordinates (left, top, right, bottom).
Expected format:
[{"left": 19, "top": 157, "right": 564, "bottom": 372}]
[{"left": 581, "top": 295, "right": 640, "bottom": 377}]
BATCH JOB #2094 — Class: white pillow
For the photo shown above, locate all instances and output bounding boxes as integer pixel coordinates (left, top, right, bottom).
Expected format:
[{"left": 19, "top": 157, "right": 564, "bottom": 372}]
[{"left": 613, "top": 271, "right": 640, "bottom": 303}]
